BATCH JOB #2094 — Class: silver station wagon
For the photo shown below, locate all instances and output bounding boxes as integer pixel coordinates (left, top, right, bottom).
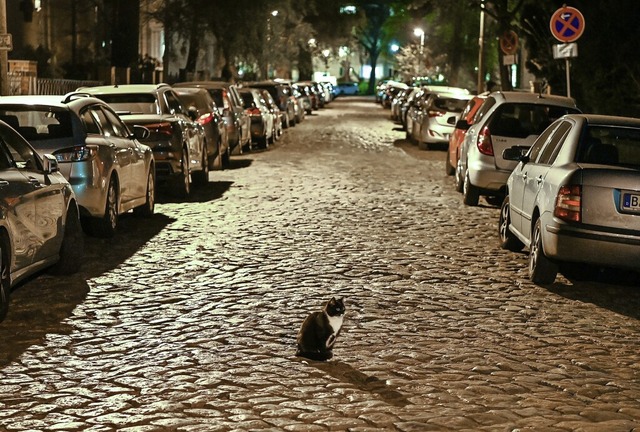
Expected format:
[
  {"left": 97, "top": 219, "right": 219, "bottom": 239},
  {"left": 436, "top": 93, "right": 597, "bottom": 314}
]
[
  {"left": 0, "top": 93, "right": 156, "bottom": 237},
  {"left": 499, "top": 114, "right": 640, "bottom": 284}
]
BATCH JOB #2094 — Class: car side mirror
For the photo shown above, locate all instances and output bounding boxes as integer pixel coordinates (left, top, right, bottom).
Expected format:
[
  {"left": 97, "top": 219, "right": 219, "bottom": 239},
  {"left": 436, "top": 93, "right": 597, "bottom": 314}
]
[
  {"left": 455, "top": 119, "right": 470, "bottom": 130},
  {"left": 42, "top": 154, "right": 59, "bottom": 174},
  {"left": 132, "top": 125, "right": 150, "bottom": 140},
  {"left": 502, "top": 146, "right": 530, "bottom": 163}
]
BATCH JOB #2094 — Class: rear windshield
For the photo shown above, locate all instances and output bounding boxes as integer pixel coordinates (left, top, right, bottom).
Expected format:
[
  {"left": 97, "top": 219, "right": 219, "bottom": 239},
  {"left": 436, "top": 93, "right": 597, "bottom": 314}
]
[
  {"left": 96, "top": 94, "right": 159, "bottom": 115},
  {"left": 489, "top": 103, "right": 579, "bottom": 138},
  {"left": 576, "top": 125, "right": 640, "bottom": 168},
  {"left": 205, "top": 89, "right": 224, "bottom": 108},
  {"left": 0, "top": 108, "right": 73, "bottom": 141},
  {"left": 432, "top": 97, "right": 470, "bottom": 113}
]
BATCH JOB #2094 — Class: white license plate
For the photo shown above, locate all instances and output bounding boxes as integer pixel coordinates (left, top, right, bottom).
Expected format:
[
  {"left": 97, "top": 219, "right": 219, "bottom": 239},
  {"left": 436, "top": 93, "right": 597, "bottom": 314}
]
[{"left": 622, "top": 192, "right": 640, "bottom": 213}]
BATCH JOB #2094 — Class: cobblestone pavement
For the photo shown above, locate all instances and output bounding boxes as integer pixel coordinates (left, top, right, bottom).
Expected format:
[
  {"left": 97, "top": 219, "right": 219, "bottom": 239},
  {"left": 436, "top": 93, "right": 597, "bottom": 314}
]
[{"left": 1, "top": 96, "right": 640, "bottom": 432}]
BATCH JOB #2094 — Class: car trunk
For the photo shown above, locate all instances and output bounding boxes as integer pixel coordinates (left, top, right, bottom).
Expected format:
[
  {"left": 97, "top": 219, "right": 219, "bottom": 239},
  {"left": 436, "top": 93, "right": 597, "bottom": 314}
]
[{"left": 580, "top": 167, "right": 640, "bottom": 229}]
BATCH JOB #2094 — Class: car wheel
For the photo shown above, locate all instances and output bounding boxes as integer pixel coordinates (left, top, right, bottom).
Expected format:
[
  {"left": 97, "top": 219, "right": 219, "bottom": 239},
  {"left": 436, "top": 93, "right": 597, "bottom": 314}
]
[
  {"left": 445, "top": 152, "right": 455, "bottom": 176},
  {"left": 418, "top": 141, "right": 430, "bottom": 151},
  {"left": 50, "top": 204, "right": 84, "bottom": 275},
  {"left": 0, "top": 237, "right": 10, "bottom": 322},
  {"left": 210, "top": 139, "right": 223, "bottom": 171},
  {"left": 455, "top": 161, "right": 464, "bottom": 193},
  {"left": 529, "top": 218, "right": 558, "bottom": 285},
  {"left": 134, "top": 169, "right": 155, "bottom": 217},
  {"left": 222, "top": 146, "right": 231, "bottom": 168},
  {"left": 175, "top": 151, "right": 191, "bottom": 197},
  {"left": 498, "top": 196, "right": 525, "bottom": 252},
  {"left": 92, "top": 176, "right": 118, "bottom": 237},
  {"left": 462, "top": 171, "right": 480, "bottom": 206}
]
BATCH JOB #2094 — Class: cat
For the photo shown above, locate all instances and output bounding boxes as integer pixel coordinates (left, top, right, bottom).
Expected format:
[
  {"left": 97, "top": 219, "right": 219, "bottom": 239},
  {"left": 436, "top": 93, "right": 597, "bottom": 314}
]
[{"left": 296, "top": 297, "right": 346, "bottom": 361}]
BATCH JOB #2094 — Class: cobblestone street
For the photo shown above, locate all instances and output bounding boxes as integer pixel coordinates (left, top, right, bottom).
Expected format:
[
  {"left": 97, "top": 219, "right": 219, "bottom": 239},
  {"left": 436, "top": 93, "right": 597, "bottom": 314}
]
[{"left": 1, "top": 96, "right": 640, "bottom": 431}]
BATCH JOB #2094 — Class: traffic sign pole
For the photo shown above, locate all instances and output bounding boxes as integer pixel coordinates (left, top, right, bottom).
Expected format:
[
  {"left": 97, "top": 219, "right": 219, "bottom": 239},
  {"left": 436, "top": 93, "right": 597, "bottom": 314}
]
[{"left": 550, "top": 6, "right": 585, "bottom": 98}]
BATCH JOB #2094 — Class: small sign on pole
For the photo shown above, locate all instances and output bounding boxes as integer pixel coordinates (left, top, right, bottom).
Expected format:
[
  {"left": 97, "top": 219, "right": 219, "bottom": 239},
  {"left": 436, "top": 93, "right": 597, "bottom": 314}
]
[
  {"left": 0, "top": 33, "right": 11, "bottom": 51},
  {"left": 553, "top": 43, "right": 578, "bottom": 59}
]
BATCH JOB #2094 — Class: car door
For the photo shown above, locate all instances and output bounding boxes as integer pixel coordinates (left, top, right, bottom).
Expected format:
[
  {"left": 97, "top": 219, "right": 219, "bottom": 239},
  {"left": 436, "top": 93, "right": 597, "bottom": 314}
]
[
  {"left": 166, "top": 90, "right": 204, "bottom": 171},
  {"left": 103, "top": 106, "right": 147, "bottom": 204},
  {"left": 520, "top": 121, "right": 572, "bottom": 240},
  {"left": 0, "top": 126, "right": 66, "bottom": 267}
]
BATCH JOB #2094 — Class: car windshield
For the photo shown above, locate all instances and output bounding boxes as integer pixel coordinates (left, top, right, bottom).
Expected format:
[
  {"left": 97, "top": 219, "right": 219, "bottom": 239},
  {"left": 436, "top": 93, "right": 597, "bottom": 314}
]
[
  {"left": 95, "top": 94, "right": 160, "bottom": 115},
  {"left": 433, "top": 97, "right": 470, "bottom": 113},
  {"left": 0, "top": 108, "right": 73, "bottom": 141},
  {"left": 490, "top": 103, "right": 579, "bottom": 138},
  {"left": 576, "top": 125, "right": 640, "bottom": 168},
  {"left": 205, "top": 89, "right": 224, "bottom": 108}
]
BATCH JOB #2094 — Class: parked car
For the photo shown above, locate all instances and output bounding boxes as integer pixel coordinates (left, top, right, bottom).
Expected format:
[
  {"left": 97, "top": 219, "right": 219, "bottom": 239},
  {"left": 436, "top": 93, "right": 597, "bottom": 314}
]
[
  {"left": 400, "top": 87, "right": 420, "bottom": 130},
  {"left": 297, "top": 82, "right": 320, "bottom": 111},
  {"left": 174, "top": 87, "right": 229, "bottom": 169},
  {"left": 411, "top": 92, "right": 472, "bottom": 150},
  {"left": 381, "top": 81, "right": 409, "bottom": 109},
  {"left": 247, "top": 80, "right": 297, "bottom": 128},
  {"left": 0, "top": 119, "right": 83, "bottom": 322},
  {"left": 292, "top": 83, "right": 313, "bottom": 115},
  {"left": 175, "top": 81, "right": 251, "bottom": 156},
  {"left": 390, "top": 88, "right": 409, "bottom": 122},
  {"left": 499, "top": 114, "right": 640, "bottom": 284},
  {"left": 238, "top": 87, "right": 275, "bottom": 149},
  {"left": 258, "top": 89, "right": 283, "bottom": 142},
  {"left": 80, "top": 84, "right": 207, "bottom": 197},
  {"left": 446, "top": 94, "right": 488, "bottom": 177},
  {"left": 457, "top": 91, "right": 580, "bottom": 206},
  {"left": 0, "top": 94, "right": 155, "bottom": 237},
  {"left": 336, "top": 82, "right": 360, "bottom": 96}
]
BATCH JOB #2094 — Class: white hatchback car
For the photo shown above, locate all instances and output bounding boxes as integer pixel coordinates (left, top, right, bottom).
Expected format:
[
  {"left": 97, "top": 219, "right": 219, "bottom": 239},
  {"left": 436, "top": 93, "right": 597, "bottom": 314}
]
[{"left": 457, "top": 91, "right": 580, "bottom": 206}]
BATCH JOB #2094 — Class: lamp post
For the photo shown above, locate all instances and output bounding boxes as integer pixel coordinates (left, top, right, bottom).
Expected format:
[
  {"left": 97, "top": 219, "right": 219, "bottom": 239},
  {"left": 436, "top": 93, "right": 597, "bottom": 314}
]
[
  {"left": 266, "top": 10, "right": 278, "bottom": 78},
  {"left": 413, "top": 27, "right": 425, "bottom": 82}
]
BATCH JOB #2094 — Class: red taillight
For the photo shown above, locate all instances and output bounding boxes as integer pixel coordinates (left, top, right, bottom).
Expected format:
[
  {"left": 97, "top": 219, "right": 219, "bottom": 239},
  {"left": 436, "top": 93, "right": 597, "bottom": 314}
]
[
  {"left": 145, "top": 122, "right": 173, "bottom": 136},
  {"left": 198, "top": 113, "right": 215, "bottom": 125},
  {"left": 247, "top": 107, "right": 261, "bottom": 116},
  {"left": 554, "top": 185, "right": 581, "bottom": 222},
  {"left": 477, "top": 126, "right": 494, "bottom": 156},
  {"left": 427, "top": 109, "right": 445, "bottom": 118}
]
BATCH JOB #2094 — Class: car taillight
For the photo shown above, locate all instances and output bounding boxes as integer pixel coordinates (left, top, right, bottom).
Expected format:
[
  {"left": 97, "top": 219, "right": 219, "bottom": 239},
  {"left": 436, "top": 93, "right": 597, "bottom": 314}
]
[
  {"left": 54, "top": 145, "right": 98, "bottom": 162},
  {"left": 198, "top": 113, "right": 215, "bottom": 125},
  {"left": 554, "top": 185, "right": 581, "bottom": 222},
  {"left": 477, "top": 126, "right": 494, "bottom": 156},
  {"left": 145, "top": 122, "right": 173, "bottom": 136},
  {"left": 247, "top": 107, "right": 261, "bottom": 116},
  {"left": 427, "top": 109, "right": 445, "bottom": 118}
]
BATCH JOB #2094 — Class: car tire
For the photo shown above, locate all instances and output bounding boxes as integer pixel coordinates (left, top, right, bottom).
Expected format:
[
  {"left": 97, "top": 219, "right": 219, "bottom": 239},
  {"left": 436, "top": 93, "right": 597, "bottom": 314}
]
[
  {"left": 0, "top": 236, "right": 10, "bottom": 322},
  {"left": 418, "top": 141, "right": 430, "bottom": 151},
  {"left": 462, "top": 171, "right": 480, "bottom": 206},
  {"left": 175, "top": 151, "right": 191, "bottom": 197},
  {"left": 134, "top": 169, "right": 155, "bottom": 217},
  {"left": 92, "top": 176, "right": 118, "bottom": 238},
  {"left": 210, "top": 139, "right": 223, "bottom": 171},
  {"left": 529, "top": 218, "right": 558, "bottom": 285},
  {"left": 455, "top": 161, "right": 464, "bottom": 193},
  {"left": 445, "top": 153, "right": 455, "bottom": 176},
  {"left": 221, "top": 146, "right": 231, "bottom": 168},
  {"left": 499, "top": 196, "right": 525, "bottom": 252},
  {"left": 50, "top": 204, "right": 84, "bottom": 275}
]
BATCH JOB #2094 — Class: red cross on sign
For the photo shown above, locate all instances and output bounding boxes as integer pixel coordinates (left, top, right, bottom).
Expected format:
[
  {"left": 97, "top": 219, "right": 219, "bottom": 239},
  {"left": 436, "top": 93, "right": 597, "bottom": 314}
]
[
  {"left": 550, "top": 6, "right": 585, "bottom": 43},
  {"left": 500, "top": 30, "right": 518, "bottom": 55}
]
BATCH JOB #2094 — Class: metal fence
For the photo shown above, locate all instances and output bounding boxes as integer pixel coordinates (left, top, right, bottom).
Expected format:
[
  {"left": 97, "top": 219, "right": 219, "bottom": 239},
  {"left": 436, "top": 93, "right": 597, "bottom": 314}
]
[{"left": 8, "top": 73, "right": 104, "bottom": 96}]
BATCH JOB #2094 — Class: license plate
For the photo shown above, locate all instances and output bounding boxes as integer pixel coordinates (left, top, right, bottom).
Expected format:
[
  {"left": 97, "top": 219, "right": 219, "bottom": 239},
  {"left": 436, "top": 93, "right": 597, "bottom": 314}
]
[{"left": 622, "top": 192, "right": 640, "bottom": 213}]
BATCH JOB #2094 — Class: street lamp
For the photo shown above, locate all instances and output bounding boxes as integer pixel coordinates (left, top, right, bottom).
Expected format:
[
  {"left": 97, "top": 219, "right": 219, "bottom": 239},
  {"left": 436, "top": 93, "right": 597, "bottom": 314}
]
[{"left": 413, "top": 27, "right": 425, "bottom": 81}]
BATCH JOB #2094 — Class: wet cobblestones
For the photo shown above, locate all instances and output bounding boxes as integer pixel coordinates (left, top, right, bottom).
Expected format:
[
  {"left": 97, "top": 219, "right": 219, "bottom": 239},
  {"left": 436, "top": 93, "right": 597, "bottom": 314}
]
[{"left": 1, "top": 97, "right": 639, "bottom": 431}]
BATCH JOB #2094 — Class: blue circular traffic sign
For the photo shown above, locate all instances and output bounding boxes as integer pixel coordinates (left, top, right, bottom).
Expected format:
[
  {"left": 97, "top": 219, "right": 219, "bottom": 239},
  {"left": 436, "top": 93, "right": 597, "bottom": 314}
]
[{"left": 550, "top": 6, "right": 585, "bottom": 43}]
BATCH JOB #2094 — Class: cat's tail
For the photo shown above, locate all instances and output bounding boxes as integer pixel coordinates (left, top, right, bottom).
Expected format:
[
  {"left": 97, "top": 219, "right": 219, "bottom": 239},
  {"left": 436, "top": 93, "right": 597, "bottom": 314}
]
[{"left": 295, "top": 349, "right": 333, "bottom": 362}]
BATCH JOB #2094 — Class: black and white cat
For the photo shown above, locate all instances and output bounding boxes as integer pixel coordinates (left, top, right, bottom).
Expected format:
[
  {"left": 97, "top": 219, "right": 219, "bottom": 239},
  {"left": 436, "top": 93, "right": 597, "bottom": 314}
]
[{"left": 296, "top": 297, "right": 346, "bottom": 361}]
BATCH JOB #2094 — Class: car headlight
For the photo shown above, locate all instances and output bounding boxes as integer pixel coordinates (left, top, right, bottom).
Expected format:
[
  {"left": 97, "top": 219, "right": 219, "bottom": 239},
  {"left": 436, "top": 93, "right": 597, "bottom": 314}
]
[{"left": 54, "top": 145, "right": 98, "bottom": 162}]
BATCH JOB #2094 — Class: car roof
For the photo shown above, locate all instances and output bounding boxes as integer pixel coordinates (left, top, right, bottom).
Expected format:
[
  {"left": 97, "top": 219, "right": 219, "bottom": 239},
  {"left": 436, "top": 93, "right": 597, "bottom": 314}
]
[
  {"left": 79, "top": 84, "right": 172, "bottom": 94},
  {"left": 0, "top": 93, "right": 105, "bottom": 109},
  {"left": 174, "top": 81, "right": 232, "bottom": 89},
  {"left": 564, "top": 113, "right": 640, "bottom": 128},
  {"left": 490, "top": 91, "right": 577, "bottom": 107}
]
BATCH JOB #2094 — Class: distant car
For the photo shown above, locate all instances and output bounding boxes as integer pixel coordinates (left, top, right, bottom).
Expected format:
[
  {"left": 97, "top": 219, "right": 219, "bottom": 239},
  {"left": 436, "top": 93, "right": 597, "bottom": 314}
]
[
  {"left": 0, "top": 119, "right": 83, "bottom": 322},
  {"left": 0, "top": 93, "right": 155, "bottom": 237},
  {"left": 446, "top": 94, "right": 488, "bottom": 177},
  {"left": 457, "top": 91, "right": 580, "bottom": 206},
  {"left": 336, "top": 82, "right": 359, "bottom": 96},
  {"left": 174, "top": 81, "right": 252, "bottom": 156},
  {"left": 238, "top": 87, "right": 275, "bottom": 149},
  {"left": 258, "top": 89, "right": 283, "bottom": 142},
  {"left": 411, "top": 92, "right": 472, "bottom": 150},
  {"left": 499, "top": 114, "right": 640, "bottom": 284},
  {"left": 247, "top": 80, "right": 297, "bottom": 128},
  {"left": 80, "top": 84, "right": 208, "bottom": 197},
  {"left": 174, "top": 86, "right": 229, "bottom": 169}
]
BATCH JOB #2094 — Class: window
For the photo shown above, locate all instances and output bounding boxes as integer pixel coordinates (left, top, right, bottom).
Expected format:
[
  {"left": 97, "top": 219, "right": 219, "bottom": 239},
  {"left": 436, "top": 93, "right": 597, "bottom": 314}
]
[
  {"left": 536, "top": 121, "right": 572, "bottom": 165},
  {"left": 0, "top": 125, "right": 39, "bottom": 170}
]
